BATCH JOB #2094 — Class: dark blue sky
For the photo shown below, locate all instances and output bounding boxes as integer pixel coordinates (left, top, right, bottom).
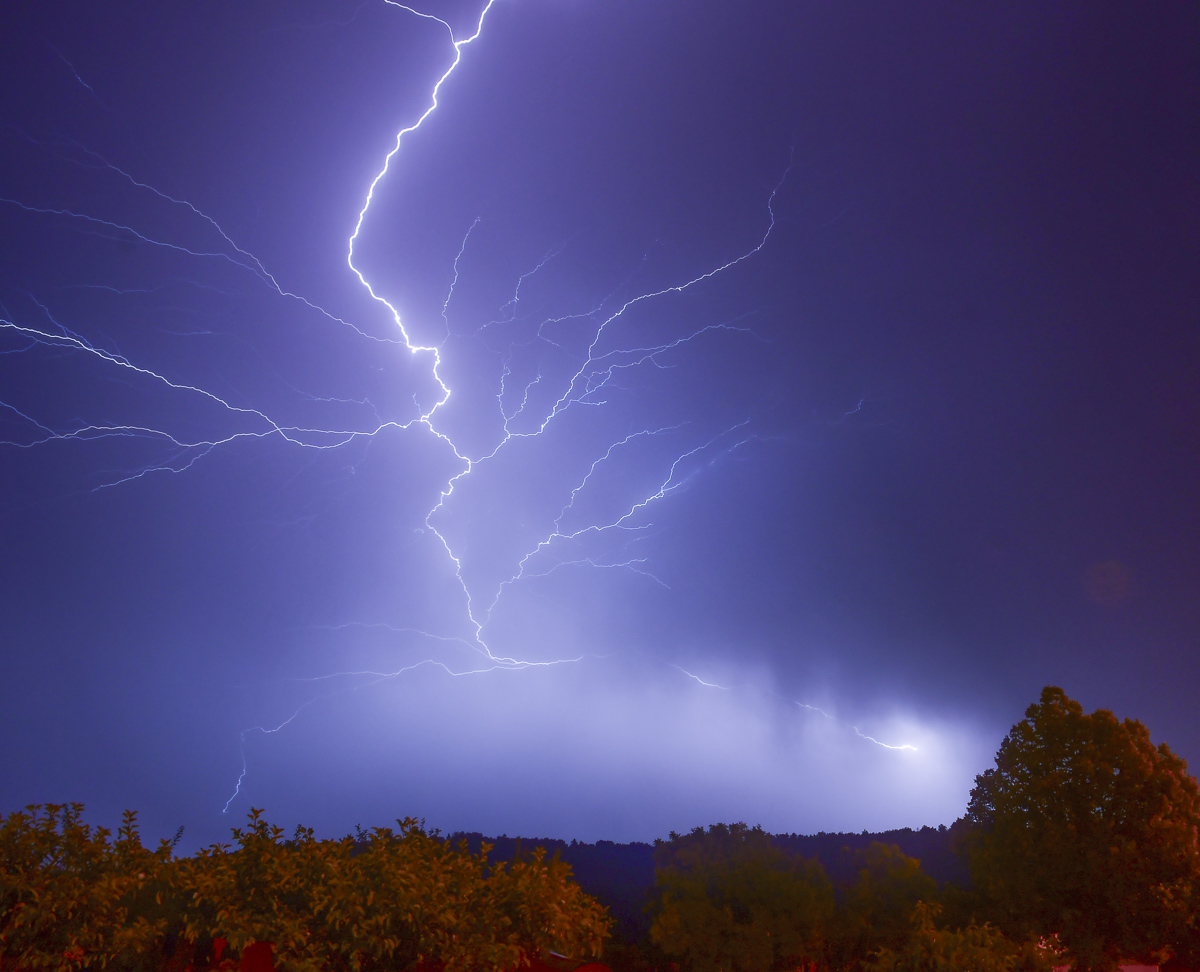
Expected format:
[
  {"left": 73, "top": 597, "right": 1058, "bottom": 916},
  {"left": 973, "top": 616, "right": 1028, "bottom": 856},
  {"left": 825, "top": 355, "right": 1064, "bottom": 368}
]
[{"left": 1, "top": 0, "right": 1197, "bottom": 849}]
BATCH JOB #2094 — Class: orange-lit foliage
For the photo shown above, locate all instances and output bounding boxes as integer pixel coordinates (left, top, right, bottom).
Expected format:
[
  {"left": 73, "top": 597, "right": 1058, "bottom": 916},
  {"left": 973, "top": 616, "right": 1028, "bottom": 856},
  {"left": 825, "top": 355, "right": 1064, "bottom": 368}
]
[
  {"left": 0, "top": 804, "right": 168, "bottom": 972},
  {"left": 863, "top": 902, "right": 1060, "bottom": 972},
  {"left": 966, "top": 686, "right": 1200, "bottom": 970},
  {"left": 649, "top": 823, "right": 834, "bottom": 972},
  {"left": 0, "top": 806, "right": 609, "bottom": 972}
]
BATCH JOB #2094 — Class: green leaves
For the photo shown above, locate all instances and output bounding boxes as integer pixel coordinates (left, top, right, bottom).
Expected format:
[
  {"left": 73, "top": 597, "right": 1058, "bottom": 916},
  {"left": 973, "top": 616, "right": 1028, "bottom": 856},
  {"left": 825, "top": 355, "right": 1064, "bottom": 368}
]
[{"left": 0, "top": 807, "right": 610, "bottom": 972}]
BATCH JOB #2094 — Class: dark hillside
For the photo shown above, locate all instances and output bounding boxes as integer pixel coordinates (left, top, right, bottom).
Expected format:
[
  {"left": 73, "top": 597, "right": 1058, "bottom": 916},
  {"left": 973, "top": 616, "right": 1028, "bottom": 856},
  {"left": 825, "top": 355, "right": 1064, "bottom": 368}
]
[
  {"left": 452, "top": 825, "right": 965, "bottom": 944},
  {"left": 452, "top": 834, "right": 656, "bottom": 942},
  {"left": 774, "top": 824, "right": 968, "bottom": 887}
]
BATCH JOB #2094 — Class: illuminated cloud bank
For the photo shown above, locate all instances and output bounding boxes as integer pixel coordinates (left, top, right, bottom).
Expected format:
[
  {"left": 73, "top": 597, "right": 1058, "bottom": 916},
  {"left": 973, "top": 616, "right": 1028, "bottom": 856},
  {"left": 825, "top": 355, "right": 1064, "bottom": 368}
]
[{"left": 5, "top": 1, "right": 1190, "bottom": 845}]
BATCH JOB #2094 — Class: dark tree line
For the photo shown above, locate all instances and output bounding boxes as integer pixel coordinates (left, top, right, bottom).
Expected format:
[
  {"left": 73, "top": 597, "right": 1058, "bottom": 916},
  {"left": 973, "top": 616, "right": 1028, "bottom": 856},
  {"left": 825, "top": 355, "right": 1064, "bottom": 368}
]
[{"left": 597, "top": 687, "right": 1200, "bottom": 972}]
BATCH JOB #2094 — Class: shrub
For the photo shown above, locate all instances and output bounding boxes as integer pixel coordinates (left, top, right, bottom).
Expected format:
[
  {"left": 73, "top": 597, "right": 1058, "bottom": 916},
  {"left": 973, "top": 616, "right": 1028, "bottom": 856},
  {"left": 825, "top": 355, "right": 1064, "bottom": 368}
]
[
  {"left": 864, "top": 902, "right": 1060, "bottom": 972},
  {"left": 0, "top": 806, "right": 610, "bottom": 972}
]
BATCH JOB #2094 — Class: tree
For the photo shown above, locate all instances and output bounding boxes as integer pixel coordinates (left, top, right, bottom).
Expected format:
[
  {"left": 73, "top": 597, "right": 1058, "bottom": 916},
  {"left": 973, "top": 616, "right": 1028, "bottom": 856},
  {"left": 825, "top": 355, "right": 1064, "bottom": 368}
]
[
  {"left": 0, "top": 805, "right": 610, "bottom": 972},
  {"left": 648, "top": 822, "right": 834, "bottom": 972},
  {"left": 863, "top": 902, "right": 1059, "bottom": 972},
  {"left": 964, "top": 686, "right": 1200, "bottom": 971},
  {"left": 830, "top": 843, "right": 939, "bottom": 970}
]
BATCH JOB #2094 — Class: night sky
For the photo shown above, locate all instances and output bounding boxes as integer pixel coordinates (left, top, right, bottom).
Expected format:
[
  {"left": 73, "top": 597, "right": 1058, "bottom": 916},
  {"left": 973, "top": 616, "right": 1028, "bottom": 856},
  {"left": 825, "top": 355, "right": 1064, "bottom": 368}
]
[{"left": 1, "top": 1, "right": 1197, "bottom": 850}]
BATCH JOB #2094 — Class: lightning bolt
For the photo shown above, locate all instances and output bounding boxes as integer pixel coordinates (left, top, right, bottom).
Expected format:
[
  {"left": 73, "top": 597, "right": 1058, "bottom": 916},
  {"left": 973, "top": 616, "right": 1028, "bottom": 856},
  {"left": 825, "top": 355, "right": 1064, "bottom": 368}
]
[
  {"left": 851, "top": 727, "right": 919, "bottom": 752},
  {"left": 672, "top": 665, "right": 730, "bottom": 690},
  {"left": 668, "top": 665, "right": 918, "bottom": 752},
  {"left": 50, "top": 46, "right": 105, "bottom": 106},
  {"left": 0, "top": 0, "right": 916, "bottom": 813}
]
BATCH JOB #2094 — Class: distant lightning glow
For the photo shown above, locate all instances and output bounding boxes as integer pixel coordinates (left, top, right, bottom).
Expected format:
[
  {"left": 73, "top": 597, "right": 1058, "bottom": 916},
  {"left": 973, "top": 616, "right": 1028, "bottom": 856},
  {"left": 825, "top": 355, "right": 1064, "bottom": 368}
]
[
  {"left": 790, "top": 698, "right": 917, "bottom": 752},
  {"left": 0, "top": 0, "right": 923, "bottom": 813},
  {"left": 670, "top": 670, "right": 917, "bottom": 751}
]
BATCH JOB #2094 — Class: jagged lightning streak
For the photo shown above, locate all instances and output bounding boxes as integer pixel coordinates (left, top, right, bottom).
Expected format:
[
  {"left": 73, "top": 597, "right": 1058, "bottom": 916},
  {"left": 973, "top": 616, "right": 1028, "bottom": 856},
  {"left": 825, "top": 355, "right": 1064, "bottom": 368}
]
[
  {"left": 1, "top": 0, "right": 922, "bottom": 812},
  {"left": 442, "top": 216, "right": 481, "bottom": 333},
  {"left": 51, "top": 46, "right": 105, "bottom": 106},
  {"left": 483, "top": 421, "right": 758, "bottom": 625},
  {"left": 2, "top": 141, "right": 392, "bottom": 344},
  {"left": 672, "top": 665, "right": 730, "bottom": 690},
  {"left": 221, "top": 0, "right": 795, "bottom": 801},
  {"left": 672, "top": 668, "right": 919, "bottom": 752},
  {"left": 223, "top": 652, "right": 582, "bottom": 814},
  {"left": 332, "top": 0, "right": 537, "bottom": 668},
  {"left": 347, "top": 0, "right": 500, "bottom": 364},
  {"left": 783, "top": 688, "right": 918, "bottom": 752},
  {"left": 335, "top": 0, "right": 784, "bottom": 660},
  {"left": 0, "top": 297, "right": 401, "bottom": 490},
  {"left": 852, "top": 727, "right": 918, "bottom": 752}
]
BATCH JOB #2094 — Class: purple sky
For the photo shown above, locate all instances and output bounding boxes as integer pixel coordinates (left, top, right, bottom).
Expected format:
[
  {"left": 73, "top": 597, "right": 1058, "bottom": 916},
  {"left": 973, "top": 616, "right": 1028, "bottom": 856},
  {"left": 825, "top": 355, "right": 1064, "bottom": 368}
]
[{"left": 1, "top": 0, "right": 1197, "bottom": 849}]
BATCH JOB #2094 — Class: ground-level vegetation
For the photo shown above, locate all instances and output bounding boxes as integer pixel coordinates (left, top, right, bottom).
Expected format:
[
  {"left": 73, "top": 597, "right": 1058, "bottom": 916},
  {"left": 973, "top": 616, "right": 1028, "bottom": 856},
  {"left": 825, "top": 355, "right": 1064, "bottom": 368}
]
[
  {"left": 0, "top": 807, "right": 608, "bottom": 972},
  {"left": 3, "top": 687, "right": 1198, "bottom": 972}
]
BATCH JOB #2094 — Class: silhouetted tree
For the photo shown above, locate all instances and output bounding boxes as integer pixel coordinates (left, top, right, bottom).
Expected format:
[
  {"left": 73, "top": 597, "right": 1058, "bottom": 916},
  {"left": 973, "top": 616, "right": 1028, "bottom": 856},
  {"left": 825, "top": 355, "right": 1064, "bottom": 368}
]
[
  {"left": 828, "top": 843, "right": 938, "bottom": 971},
  {"left": 863, "top": 902, "right": 1059, "bottom": 972},
  {"left": 648, "top": 822, "right": 833, "bottom": 972},
  {"left": 965, "top": 686, "right": 1200, "bottom": 971}
]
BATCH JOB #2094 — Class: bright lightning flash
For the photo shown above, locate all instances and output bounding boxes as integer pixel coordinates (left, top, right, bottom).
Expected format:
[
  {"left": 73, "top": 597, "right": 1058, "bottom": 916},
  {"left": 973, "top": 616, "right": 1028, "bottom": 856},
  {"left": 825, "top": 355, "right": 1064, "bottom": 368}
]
[{"left": 0, "top": 0, "right": 918, "bottom": 814}]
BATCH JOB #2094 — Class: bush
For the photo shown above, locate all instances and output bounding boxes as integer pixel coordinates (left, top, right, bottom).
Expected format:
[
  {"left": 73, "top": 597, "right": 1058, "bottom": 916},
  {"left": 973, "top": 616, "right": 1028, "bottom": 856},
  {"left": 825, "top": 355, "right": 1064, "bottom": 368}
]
[
  {"left": 864, "top": 902, "right": 1061, "bottom": 972},
  {"left": 0, "top": 804, "right": 168, "bottom": 972},
  {"left": 0, "top": 805, "right": 610, "bottom": 972},
  {"left": 648, "top": 823, "right": 833, "bottom": 972}
]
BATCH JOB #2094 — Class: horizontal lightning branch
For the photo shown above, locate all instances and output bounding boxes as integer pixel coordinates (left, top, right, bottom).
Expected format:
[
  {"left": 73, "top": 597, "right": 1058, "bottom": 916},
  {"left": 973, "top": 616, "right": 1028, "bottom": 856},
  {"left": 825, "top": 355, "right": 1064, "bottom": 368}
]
[{"left": 0, "top": 0, "right": 915, "bottom": 812}]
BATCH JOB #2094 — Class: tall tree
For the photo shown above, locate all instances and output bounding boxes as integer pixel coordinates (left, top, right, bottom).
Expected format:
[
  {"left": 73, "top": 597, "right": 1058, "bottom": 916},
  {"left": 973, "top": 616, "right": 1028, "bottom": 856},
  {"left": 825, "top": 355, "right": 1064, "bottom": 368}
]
[
  {"left": 965, "top": 686, "right": 1200, "bottom": 971},
  {"left": 830, "top": 842, "right": 938, "bottom": 969},
  {"left": 649, "top": 823, "right": 833, "bottom": 972}
]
